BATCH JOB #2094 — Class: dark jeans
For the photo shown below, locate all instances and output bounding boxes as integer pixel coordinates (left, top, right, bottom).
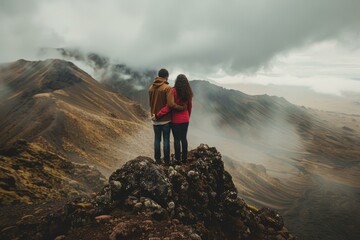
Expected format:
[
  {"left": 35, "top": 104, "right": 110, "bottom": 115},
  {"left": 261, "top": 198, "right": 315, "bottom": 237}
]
[
  {"left": 171, "top": 122, "right": 189, "bottom": 161},
  {"left": 153, "top": 123, "right": 171, "bottom": 163}
]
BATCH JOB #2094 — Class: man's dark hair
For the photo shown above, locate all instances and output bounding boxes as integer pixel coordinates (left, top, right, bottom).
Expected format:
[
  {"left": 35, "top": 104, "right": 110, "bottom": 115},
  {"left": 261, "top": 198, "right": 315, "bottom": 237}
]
[{"left": 158, "top": 68, "right": 169, "bottom": 78}]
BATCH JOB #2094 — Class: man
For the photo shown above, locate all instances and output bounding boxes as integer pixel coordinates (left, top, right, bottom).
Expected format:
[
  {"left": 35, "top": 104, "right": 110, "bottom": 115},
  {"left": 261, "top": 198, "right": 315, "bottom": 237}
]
[{"left": 148, "top": 69, "right": 186, "bottom": 164}]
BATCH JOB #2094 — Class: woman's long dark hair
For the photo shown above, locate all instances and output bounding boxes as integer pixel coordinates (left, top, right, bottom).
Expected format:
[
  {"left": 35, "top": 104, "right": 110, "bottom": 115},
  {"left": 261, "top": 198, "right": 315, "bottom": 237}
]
[{"left": 175, "top": 74, "right": 193, "bottom": 102}]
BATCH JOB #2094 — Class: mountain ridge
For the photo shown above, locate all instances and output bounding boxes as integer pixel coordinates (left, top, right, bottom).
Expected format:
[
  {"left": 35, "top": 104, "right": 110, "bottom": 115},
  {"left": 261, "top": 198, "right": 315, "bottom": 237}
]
[{"left": 0, "top": 59, "right": 152, "bottom": 176}]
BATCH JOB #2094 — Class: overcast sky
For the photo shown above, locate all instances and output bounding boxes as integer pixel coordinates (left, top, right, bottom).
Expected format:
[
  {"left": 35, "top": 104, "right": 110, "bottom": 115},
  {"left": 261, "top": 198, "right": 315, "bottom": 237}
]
[{"left": 1, "top": 0, "right": 360, "bottom": 95}]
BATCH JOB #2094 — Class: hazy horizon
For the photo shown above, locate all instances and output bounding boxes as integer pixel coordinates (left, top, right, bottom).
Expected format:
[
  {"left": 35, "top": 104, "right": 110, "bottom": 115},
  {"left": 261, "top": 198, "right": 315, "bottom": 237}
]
[{"left": 222, "top": 82, "right": 360, "bottom": 115}]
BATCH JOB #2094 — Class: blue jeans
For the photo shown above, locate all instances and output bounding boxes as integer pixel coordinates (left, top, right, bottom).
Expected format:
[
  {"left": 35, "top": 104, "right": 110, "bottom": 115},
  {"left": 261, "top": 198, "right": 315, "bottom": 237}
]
[{"left": 153, "top": 123, "right": 171, "bottom": 163}]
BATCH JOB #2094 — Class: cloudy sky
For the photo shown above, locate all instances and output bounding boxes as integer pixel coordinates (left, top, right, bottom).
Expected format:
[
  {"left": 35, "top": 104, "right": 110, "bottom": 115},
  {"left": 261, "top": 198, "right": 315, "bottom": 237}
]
[{"left": 1, "top": 0, "right": 360, "bottom": 95}]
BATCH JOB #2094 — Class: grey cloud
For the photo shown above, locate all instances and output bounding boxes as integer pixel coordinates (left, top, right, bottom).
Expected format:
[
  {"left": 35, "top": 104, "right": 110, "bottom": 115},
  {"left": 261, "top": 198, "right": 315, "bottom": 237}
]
[
  {"left": 0, "top": 0, "right": 64, "bottom": 62},
  {"left": 0, "top": 0, "right": 359, "bottom": 75}
]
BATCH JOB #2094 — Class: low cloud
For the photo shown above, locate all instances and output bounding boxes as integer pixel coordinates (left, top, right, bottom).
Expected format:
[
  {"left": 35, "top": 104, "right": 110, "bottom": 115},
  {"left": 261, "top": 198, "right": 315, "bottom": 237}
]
[{"left": 1, "top": 0, "right": 360, "bottom": 76}]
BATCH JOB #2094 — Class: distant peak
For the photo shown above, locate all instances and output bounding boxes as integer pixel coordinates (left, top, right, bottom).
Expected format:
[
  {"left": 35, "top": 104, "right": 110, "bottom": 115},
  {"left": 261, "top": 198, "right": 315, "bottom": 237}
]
[
  {"left": 13, "top": 58, "right": 78, "bottom": 71},
  {"left": 6, "top": 59, "right": 86, "bottom": 94},
  {"left": 16, "top": 59, "right": 29, "bottom": 63},
  {"left": 42, "top": 58, "right": 77, "bottom": 68}
]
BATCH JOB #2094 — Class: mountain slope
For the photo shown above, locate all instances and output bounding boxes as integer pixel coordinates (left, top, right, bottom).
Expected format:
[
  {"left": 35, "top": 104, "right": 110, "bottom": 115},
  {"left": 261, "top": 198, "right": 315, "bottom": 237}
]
[{"left": 0, "top": 59, "right": 152, "bottom": 175}]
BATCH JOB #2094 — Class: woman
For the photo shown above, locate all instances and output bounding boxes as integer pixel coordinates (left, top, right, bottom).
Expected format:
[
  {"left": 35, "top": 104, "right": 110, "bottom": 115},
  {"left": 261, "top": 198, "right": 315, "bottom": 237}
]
[{"left": 155, "top": 74, "right": 193, "bottom": 164}]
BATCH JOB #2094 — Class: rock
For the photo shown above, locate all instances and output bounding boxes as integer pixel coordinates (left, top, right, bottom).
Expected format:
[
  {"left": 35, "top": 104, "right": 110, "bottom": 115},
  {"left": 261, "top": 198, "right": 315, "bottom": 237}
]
[
  {"left": 76, "top": 203, "right": 92, "bottom": 208},
  {"left": 110, "top": 180, "right": 122, "bottom": 191},
  {"left": 189, "top": 233, "right": 202, "bottom": 240},
  {"left": 258, "top": 207, "right": 284, "bottom": 231},
  {"left": 1, "top": 226, "right": 16, "bottom": 233},
  {"left": 168, "top": 201, "right": 175, "bottom": 209},
  {"left": 19, "top": 214, "right": 34, "bottom": 222},
  {"left": 89, "top": 192, "right": 97, "bottom": 198},
  {"left": 54, "top": 235, "right": 66, "bottom": 240},
  {"left": 140, "top": 220, "right": 153, "bottom": 231},
  {"left": 276, "top": 234, "right": 287, "bottom": 240},
  {"left": 110, "top": 222, "right": 138, "bottom": 240},
  {"left": 95, "top": 215, "right": 112, "bottom": 222},
  {"left": 109, "top": 157, "right": 172, "bottom": 207},
  {"left": 170, "top": 231, "right": 184, "bottom": 239},
  {"left": 151, "top": 208, "right": 169, "bottom": 221}
]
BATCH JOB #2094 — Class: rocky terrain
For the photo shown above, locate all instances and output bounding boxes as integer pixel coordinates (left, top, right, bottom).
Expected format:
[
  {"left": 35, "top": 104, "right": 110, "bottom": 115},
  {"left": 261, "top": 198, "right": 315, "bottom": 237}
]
[
  {"left": 0, "top": 139, "right": 106, "bottom": 205},
  {"left": 0, "top": 144, "right": 296, "bottom": 240}
]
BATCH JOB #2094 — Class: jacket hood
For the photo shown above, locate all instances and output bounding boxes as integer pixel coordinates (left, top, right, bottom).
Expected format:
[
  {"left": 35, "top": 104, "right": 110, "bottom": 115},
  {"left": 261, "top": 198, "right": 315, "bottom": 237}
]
[{"left": 152, "top": 77, "right": 169, "bottom": 88}]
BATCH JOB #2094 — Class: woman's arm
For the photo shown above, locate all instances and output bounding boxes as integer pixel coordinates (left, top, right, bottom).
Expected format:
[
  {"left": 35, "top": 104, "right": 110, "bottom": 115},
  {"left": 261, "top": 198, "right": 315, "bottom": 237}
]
[{"left": 156, "top": 104, "right": 171, "bottom": 118}]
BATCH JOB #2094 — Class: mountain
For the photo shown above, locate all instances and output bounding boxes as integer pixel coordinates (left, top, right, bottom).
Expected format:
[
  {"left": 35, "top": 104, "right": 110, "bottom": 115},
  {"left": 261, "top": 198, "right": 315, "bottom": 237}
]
[
  {"left": 41, "top": 48, "right": 155, "bottom": 108},
  {"left": 223, "top": 83, "right": 360, "bottom": 115},
  {"left": 0, "top": 59, "right": 152, "bottom": 176}
]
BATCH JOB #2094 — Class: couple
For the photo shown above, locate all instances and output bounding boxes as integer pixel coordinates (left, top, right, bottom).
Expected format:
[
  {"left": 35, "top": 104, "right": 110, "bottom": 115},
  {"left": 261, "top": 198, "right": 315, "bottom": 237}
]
[{"left": 148, "top": 68, "right": 193, "bottom": 165}]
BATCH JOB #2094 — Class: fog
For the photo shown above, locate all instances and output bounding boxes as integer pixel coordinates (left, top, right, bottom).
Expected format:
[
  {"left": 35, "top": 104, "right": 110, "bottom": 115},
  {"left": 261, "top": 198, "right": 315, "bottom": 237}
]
[{"left": 187, "top": 80, "right": 304, "bottom": 179}]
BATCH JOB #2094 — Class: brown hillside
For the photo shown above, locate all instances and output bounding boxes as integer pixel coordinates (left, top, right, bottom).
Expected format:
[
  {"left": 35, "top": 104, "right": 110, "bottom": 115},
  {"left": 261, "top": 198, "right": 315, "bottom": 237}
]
[{"left": 0, "top": 59, "right": 152, "bottom": 176}]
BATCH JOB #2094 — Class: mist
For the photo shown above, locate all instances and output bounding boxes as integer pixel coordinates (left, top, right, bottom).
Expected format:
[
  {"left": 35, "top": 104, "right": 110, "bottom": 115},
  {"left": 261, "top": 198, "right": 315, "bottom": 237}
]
[
  {"left": 184, "top": 80, "right": 360, "bottom": 240},
  {"left": 189, "top": 100, "right": 305, "bottom": 179}
]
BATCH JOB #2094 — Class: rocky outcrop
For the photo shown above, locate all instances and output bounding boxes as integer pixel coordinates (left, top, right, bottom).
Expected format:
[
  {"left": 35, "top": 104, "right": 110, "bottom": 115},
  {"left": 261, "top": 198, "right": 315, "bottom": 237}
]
[
  {"left": 105, "top": 144, "right": 295, "bottom": 239},
  {"left": 0, "top": 144, "right": 296, "bottom": 240}
]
